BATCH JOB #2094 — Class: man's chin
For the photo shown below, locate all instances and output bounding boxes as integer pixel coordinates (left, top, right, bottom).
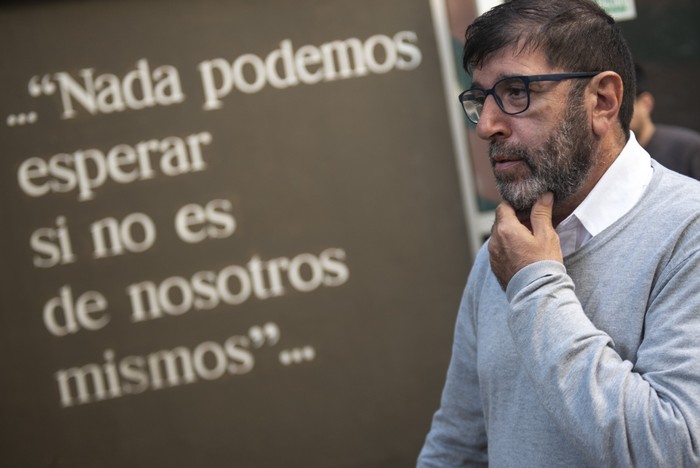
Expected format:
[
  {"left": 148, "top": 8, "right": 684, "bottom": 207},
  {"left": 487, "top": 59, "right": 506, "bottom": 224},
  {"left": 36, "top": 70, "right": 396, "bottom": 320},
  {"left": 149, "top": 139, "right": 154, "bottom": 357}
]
[
  {"left": 500, "top": 192, "right": 539, "bottom": 229},
  {"left": 497, "top": 179, "right": 541, "bottom": 209},
  {"left": 502, "top": 194, "right": 539, "bottom": 213}
]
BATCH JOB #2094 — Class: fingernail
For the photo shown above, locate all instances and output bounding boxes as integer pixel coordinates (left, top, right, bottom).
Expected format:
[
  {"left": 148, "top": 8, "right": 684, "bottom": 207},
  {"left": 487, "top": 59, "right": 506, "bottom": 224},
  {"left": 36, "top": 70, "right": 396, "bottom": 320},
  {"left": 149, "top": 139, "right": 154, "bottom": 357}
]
[{"left": 542, "top": 192, "right": 554, "bottom": 205}]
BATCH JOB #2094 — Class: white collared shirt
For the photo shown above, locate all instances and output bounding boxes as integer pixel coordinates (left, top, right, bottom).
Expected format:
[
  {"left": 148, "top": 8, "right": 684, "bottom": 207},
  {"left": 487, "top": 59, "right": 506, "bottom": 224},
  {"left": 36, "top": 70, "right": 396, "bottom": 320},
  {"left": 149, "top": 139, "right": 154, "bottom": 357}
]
[{"left": 556, "top": 132, "right": 653, "bottom": 257}]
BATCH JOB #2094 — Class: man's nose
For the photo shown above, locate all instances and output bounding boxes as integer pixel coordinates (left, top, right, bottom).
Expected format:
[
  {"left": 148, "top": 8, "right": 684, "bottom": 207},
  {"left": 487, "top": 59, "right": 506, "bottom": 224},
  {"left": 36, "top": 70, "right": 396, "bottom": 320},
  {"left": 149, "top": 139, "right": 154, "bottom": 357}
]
[{"left": 476, "top": 95, "right": 510, "bottom": 141}]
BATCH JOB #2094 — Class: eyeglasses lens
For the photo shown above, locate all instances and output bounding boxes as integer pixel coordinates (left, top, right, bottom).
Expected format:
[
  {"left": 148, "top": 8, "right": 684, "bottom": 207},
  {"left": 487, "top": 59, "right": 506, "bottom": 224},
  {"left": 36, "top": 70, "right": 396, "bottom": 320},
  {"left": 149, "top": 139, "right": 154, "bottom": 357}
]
[
  {"left": 495, "top": 77, "right": 529, "bottom": 115},
  {"left": 461, "top": 90, "right": 484, "bottom": 124},
  {"left": 461, "top": 77, "right": 530, "bottom": 124}
]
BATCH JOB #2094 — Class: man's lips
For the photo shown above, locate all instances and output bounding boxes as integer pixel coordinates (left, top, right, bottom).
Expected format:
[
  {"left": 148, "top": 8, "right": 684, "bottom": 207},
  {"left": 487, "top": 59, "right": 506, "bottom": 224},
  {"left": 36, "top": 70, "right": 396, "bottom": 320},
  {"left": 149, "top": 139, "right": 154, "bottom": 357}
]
[{"left": 493, "top": 158, "right": 525, "bottom": 171}]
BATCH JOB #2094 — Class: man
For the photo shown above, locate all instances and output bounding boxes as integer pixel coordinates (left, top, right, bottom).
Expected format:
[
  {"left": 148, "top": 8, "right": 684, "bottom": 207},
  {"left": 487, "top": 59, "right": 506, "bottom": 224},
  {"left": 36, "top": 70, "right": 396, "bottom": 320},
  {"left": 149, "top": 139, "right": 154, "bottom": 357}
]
[
  {"left": 418, "top": 1, "right": 700, "bottom": 466},
  {"left": 631, "top": 62, "right": 700, "bottom": 180}
]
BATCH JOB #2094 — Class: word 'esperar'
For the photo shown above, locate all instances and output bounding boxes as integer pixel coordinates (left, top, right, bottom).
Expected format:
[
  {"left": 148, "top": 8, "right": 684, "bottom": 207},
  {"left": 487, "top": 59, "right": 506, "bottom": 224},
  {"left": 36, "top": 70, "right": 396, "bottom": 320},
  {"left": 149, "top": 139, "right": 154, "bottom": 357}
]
[
  {"left": 44, "top": 31, "right": 422, "bottom": 118},
  {"left": 17, "top": 131, "right": 211, "bottom": 202}
]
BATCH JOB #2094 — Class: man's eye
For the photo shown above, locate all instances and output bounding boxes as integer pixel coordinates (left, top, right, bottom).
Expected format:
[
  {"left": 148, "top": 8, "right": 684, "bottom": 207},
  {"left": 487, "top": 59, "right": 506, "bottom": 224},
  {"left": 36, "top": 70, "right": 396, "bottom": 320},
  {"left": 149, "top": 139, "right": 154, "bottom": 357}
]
[
  {"left": 504, "top": 85, "right": 526, "bottom": 98},
  {"left": 496, "top": 78, "right": 528, "bottom": 104}
]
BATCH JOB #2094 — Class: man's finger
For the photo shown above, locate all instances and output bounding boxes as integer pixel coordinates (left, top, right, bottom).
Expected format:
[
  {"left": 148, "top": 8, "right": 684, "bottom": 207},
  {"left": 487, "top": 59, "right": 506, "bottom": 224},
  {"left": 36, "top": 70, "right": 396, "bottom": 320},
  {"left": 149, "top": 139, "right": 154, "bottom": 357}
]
[{"left": 494, "top": 200, "right": 516, "bottom": 223}]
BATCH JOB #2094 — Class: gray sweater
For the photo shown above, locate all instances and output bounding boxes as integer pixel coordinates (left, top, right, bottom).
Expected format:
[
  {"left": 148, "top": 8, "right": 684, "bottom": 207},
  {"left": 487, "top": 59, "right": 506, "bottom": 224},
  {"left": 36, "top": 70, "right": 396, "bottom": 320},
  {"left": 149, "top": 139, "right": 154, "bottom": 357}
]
[{"left": 418, "top": 162, "right": 700, "bottom": 467}]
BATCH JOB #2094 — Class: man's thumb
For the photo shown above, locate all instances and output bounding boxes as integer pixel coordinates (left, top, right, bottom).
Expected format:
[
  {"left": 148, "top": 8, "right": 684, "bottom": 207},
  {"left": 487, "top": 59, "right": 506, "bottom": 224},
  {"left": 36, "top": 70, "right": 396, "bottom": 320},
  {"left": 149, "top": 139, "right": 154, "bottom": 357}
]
[{"left": 531, "top": 191, "right": 554, "bottom": 233}]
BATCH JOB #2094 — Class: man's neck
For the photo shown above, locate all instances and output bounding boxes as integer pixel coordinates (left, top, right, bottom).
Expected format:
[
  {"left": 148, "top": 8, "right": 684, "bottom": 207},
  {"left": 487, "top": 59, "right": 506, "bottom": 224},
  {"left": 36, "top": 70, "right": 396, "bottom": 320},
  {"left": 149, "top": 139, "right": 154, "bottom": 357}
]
[{"left": 518, "top": 139, "right": 625, "bottom": 230}]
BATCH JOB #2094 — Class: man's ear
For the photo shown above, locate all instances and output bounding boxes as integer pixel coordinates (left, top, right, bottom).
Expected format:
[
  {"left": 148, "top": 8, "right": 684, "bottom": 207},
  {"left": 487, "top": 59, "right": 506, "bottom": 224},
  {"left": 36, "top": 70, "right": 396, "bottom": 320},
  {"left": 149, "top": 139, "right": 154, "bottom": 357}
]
[{"left": 588, "top": 71, "right": 623, "bottom": 138}]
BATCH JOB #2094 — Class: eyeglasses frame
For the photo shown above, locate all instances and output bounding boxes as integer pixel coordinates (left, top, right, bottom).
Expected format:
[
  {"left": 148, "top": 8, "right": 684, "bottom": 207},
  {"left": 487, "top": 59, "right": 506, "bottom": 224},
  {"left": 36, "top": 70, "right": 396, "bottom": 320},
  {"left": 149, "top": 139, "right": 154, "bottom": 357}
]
[{"left": 458, "top": 72, "right": 600, "bottom": 124}]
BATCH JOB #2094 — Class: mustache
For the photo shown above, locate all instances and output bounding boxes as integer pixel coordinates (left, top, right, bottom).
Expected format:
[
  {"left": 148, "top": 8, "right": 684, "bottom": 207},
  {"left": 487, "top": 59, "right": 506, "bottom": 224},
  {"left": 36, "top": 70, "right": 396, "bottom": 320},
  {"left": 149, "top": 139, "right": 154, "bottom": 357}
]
[{"left": 488, "top": 141, "right": 533, "bottom": 169}]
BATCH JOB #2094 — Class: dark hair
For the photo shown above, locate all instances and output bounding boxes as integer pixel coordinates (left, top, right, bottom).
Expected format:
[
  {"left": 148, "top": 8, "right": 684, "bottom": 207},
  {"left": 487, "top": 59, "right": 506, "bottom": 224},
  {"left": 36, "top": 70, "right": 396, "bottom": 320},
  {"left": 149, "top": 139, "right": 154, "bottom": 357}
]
[{"left": 463, "top": 0, "right": 636, "bottom": 138}]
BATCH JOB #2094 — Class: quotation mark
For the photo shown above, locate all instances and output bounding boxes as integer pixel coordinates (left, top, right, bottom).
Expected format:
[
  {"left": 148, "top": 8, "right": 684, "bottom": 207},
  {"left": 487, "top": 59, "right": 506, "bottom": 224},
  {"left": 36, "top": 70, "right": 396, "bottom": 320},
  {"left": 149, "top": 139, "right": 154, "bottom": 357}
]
[
  {"left": 248, "top": 322, "right": 280, "bottom": 348},
  {"left": 247, "top": 322, "right": 316, "bottom": 366},
  {"left": 28, "top": 74, "right": 57, "bottom": 96}
]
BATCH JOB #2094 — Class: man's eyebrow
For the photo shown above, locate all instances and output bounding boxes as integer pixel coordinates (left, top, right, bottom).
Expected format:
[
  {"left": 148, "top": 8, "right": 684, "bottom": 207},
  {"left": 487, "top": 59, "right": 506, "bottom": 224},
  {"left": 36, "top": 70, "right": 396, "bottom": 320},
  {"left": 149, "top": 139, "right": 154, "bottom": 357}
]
[{"left": 470, "top": 73, "right": 513, "bottom": 90}]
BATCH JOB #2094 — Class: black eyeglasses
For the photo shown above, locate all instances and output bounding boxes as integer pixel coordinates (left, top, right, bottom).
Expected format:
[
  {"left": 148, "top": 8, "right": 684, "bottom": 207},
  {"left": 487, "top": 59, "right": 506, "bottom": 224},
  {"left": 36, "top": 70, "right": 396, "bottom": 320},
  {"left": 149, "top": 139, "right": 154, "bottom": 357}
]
[{"left": 458, "top": 72, "right": 599, "bottom": 124}]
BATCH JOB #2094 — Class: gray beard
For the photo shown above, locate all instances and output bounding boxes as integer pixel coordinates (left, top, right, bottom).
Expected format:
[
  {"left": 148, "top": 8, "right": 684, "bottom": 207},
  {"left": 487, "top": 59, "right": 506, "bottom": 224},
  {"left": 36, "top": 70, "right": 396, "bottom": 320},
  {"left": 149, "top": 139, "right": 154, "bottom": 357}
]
[{"left": 489, "top": 102, "right": 595, "bottom": 211}]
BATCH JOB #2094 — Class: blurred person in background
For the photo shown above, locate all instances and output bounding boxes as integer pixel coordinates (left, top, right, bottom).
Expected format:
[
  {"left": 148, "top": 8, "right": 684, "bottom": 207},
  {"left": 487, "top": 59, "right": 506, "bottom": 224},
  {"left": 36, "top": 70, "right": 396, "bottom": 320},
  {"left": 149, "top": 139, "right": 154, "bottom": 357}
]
[{"left": 631, "top": 62, "right": 700, "bottom": 180}]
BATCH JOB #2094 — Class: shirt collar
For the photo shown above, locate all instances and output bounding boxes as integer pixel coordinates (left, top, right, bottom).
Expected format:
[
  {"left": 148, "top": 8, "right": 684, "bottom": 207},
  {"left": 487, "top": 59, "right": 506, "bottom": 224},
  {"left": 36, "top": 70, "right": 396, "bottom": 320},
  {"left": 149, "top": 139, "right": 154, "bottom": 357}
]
[{"left": 557, "top": 132, "right": 653, "bottom": 244}]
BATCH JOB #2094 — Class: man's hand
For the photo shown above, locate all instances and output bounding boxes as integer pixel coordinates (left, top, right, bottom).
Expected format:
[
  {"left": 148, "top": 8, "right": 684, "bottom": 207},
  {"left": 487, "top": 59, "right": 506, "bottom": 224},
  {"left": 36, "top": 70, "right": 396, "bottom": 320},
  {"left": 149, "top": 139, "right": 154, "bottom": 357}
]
[{"left": 488, "top": 192, "right": 564, "bottom": 290}]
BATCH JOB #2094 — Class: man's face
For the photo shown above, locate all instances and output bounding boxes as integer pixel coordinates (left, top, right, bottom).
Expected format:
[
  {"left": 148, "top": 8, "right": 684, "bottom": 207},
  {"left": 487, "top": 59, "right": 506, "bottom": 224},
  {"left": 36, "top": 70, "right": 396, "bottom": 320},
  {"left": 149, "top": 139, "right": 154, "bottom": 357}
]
[
  {"left": 488, "top": 93, "right": 595, "bottom": 211},
  {"left": 472, "top": 47, "right": 597, "bottom": 212}
]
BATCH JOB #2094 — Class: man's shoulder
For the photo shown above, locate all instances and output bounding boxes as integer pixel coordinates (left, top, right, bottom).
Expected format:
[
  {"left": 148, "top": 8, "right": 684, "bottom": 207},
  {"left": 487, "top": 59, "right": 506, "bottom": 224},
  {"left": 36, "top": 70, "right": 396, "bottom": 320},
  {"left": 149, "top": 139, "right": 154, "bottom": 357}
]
[
  {"left": 465, "top": 241, "right": 496, "bottom": 288},
  {"left": 653, "top": 161, "right": 700, "bottom": 190},
  {"left": 647, "top": 163, "right": 700, "bottom": 217}
]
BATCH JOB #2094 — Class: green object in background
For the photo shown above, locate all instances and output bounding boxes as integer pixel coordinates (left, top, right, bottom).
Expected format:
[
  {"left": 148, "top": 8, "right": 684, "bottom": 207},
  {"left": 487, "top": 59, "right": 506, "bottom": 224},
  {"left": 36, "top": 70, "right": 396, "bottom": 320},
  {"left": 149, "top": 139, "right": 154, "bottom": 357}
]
[{"left": 595, "top": 0, "right": 637, "bottom": 21}]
